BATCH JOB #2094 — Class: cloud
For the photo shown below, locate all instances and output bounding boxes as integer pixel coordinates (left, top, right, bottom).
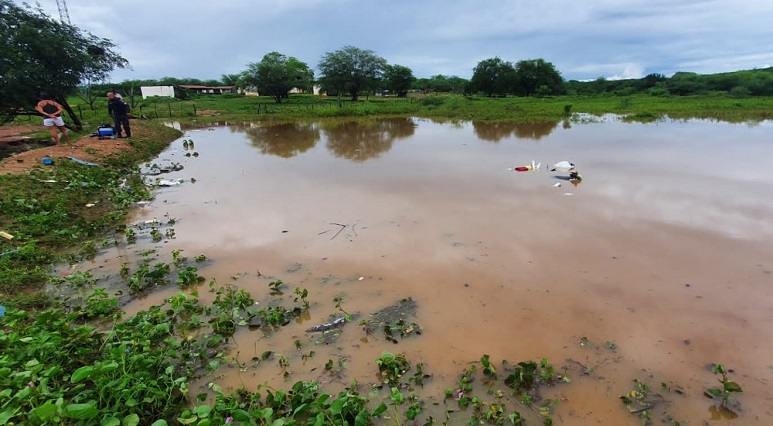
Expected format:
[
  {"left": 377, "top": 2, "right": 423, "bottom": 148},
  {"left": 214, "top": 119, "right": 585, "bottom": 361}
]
[{"left": 25, "top": 0, "right": 773, "bottom": 82}]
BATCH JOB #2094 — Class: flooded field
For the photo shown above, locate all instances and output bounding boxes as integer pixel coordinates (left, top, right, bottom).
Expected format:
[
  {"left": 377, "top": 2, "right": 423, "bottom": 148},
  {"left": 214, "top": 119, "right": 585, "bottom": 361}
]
[{"left": 73, "top": 117, "right": 773, "bottom": 424}]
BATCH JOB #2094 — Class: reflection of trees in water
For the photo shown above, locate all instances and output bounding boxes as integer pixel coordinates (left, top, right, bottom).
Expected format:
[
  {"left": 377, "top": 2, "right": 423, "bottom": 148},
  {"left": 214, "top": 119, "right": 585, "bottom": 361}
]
[
  {"left": 323, "top": 118, "right": 416, "bottom": 161},
  {"left": 424, "top": 117, "right": 466, "bottom": 129},
  {"left": 232, "top": 123, "right": 320, "bottom": 158},
  {"left": 473, "top": 121, "right": 559, "bottom": 142}
]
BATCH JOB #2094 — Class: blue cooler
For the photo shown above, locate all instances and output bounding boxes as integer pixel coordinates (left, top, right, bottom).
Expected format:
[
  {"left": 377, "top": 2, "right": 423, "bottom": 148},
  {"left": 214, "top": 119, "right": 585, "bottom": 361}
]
[{"left": 98, "top": 127, "right": 114, "bottom": 138}]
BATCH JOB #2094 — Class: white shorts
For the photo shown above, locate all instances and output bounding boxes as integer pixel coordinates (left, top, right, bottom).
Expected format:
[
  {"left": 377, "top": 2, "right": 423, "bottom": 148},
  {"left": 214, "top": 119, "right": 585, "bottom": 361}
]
[{"left": 43, "top": 117, "right": 65, "bottom": 127}]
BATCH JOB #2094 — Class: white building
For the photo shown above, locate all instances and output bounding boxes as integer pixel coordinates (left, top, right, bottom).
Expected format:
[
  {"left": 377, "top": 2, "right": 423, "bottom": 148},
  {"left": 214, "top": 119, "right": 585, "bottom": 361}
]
[{"left": 140, "top": 86, "right": 176, "bottom": 99}]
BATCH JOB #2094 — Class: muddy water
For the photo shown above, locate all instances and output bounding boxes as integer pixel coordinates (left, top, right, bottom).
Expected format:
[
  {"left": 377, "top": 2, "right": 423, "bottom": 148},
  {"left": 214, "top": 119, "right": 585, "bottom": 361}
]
[{"left": 91, "top": 117, "right": 773, "bottom": 424}]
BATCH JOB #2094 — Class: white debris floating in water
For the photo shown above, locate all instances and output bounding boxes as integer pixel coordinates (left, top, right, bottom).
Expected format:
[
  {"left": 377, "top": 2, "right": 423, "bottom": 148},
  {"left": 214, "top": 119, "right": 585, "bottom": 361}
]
[{"left": 550, "top": 161, "right": 576, "bottom": 173}]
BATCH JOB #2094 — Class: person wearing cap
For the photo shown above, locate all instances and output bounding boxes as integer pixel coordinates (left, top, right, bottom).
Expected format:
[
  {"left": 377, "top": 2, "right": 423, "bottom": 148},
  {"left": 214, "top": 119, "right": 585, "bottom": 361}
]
[{"left": 107, "top": 91, "right": 132, "bottom": 138}]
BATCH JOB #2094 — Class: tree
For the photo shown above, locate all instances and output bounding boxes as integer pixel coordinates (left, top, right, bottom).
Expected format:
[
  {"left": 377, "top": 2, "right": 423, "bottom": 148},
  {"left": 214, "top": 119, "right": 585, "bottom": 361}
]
[
  {"left": 242, "top": 52, "right": 313, "bottom": 103},
  {"left": 221, "top": 73, "right": 242, "bottom": 87},
  {"left": 383, "top": 65, "right": 415, "bottom": 97},
  {"left": 324, "top": 118, "right": 415, "bottom": 161},
  {"left": 76, "top": 80, "right": 100, "bottom": 112},
  {"left": 0, "top": 0, "right": 128, "bottom": 127},
  {"left": 238, "top": 122, "right": 320, "bottom": 158},
  {"left": 513, "top": 59, "right": 565, "bottom": 97},
  {"left": 666, "top": 72, "right": 702, "bottom": 95},
  {"left": 114, "top": 80, "right": 149, "bottom": 110},
  {"left": 470, "top": 58, "right": 516, "bottom": 96},
  {"left": 446, "top": 76, "right": 470, "bottom": 93},
  {"left": 318, "top": 46, "right": 387, "bottom": 102}
]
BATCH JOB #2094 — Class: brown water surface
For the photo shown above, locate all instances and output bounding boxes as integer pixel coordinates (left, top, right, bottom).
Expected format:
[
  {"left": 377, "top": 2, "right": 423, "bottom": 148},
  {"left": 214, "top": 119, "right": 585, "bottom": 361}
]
[{"left": 82, "top": 117, "right": 773, "bottom": 424}]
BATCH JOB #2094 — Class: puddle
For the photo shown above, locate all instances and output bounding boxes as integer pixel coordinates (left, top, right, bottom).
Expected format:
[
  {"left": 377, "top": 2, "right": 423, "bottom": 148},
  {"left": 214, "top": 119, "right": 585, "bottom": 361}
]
[{"left": 70, "top": 117, "right": 773, "bottom": 424}]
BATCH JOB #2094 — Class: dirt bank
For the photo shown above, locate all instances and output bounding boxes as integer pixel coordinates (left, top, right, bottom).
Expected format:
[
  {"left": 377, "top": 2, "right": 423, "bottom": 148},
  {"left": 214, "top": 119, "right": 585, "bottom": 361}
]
[{"left": 0, "top": 123, "right": 152, "bottom": 175}]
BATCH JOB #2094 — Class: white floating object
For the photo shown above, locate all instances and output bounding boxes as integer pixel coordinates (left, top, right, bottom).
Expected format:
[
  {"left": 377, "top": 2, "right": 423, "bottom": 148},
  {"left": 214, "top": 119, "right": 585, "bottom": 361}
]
[
  {"left": 551, "top": 161, "right": 576, "bottom": 173},
  {"left": 157, "top": 179, "right": 184, "bottom": 187},
  {"left": 564, "top": 192, "right": 573, "bottom": 196},
  {"left": 553, "top": 182, "right": 562, "bottom": 188},
  {"left": 358, "top": 276, "right": 365, "bottom": 281}
]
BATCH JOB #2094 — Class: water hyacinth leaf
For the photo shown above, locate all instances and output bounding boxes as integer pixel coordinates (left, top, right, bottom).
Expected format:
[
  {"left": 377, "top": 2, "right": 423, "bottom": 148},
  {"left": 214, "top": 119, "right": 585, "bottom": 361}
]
[
  {"left": 98, "top": 362, "right": 119, "bottom": 373},
  {"left": 257, "top": 407, "right": 273, "bottom": 420},
  {"left": 330, "top": 398, "right": 346, "bottom": 416},
  {"left": 724, "top": 381, "right": 743, "bottom": 393},
  {"left": 355, "top": 411, "right": 368, "bottom": 426},
  {"left": 122, "top": 413, "right": 140, "bottom": 426},
  {"left": 195, "top": 405, "right": 212, "bottom": 418},
  {"left": 32, "top": 402, "right": 58, "bottom": 421},
  {"left": 177, "top": 415, "right": 198, "bottom": 425},
  {"left": 64, "top": 403, "right": 98, "bottom": 420},
  {"left": 70, "top": 365, "right": 94, "bottom": 383},
  {"left": 705, "top": 388, "right": 723, "bottom": 398},
  {"left": 150, "top": 421, "right": 168, "bottom": 426},
  {"left": 101, "top": 417, "right": 120, "bottom": 426},
  {"left": 292, "top": 403, "right": 308, "bottom": 417},
  {"left": 232, "top": 409, "right": 251, "bottom": 421},
  {"left": 0, "top": 409, "right": 15, "bottom": 424},
  {"left": 372, "top": 402, "right": 388, "bottom": 416}
]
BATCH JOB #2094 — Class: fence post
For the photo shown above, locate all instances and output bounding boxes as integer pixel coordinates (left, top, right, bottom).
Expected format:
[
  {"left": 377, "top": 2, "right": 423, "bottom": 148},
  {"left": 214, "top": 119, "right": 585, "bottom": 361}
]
[
  {"left": 168, "top": 103, "right": 172, "bottom": 117},
  {"left": 77, "top": 105, "right": 83, "bottom": 119},
  {"left": 154, "top": 104, "right": 158, "bottom": 118},
  {"left": 193, "top": 103, "right": 197, "bottom": 116}
]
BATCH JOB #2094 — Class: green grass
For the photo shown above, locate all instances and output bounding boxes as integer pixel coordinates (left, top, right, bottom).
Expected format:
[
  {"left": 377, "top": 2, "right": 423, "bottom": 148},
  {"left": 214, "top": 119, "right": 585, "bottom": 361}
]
[
  {"left": 0, "top": 121, "right": 181, "bottom": 307},
  {"left": 62, "top": 92, "right": 773, "bottom": 126}
]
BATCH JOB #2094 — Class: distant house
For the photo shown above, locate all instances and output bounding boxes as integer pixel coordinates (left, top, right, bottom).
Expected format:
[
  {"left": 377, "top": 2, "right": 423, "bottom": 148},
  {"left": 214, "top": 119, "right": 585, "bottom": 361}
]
[
  {"left": 140, "top": 85, "right": 176, "bottom": 99},
  {"left": 178, "top": 85, "right": 237, "bottom": 95},
  {"left": 288, "top": 85, "right": 323, "bottom": 95},
  {"left": 239, "top": 86, "right": 260, "bottom": 96}
]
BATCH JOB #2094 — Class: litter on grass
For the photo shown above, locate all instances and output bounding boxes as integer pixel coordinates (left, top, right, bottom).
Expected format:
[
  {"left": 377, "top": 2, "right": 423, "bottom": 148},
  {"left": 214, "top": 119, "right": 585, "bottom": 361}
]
[
  {"left": 139, "top": 162, "right": 184, "bottom": 176},
  {"left": 66, "top": 157, "right": 99, "bottom": 167},
  {"left": 143, "top": 177, "right": 184, "bottom": 187},
  {"left": 306, "top": 316, "right": 347, "bottom": 333},
  {"left": 156, "top": 179, "right": 184, "bottom": 187}
]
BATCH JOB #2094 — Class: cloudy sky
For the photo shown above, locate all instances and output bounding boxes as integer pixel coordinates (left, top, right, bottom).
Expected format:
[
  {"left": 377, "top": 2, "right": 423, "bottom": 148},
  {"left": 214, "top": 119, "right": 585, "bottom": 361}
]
[{"left": 30, "top": 0, "right": 773, "bottom": 82}]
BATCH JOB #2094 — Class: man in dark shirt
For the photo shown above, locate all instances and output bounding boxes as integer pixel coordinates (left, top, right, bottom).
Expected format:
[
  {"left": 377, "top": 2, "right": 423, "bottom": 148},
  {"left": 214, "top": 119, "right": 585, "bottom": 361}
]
[{"left": 107, "top": 91, "right": 131, "bottom": 138}]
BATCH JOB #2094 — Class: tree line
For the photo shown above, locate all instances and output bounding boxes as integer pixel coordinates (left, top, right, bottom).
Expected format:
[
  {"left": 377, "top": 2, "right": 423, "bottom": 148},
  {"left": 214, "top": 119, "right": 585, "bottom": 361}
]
[
  {"left": 2, "top": 0, "right": 772, "bottom": 127},
  {"left": 567, "top": 68, "right": 773, "bottom": 97}
]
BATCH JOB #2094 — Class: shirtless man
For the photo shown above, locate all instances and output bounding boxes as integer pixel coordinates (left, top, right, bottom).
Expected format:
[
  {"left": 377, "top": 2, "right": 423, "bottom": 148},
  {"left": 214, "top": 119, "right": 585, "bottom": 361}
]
[{"left": 34, "top": 93, "right": 71, "bottom": 145}]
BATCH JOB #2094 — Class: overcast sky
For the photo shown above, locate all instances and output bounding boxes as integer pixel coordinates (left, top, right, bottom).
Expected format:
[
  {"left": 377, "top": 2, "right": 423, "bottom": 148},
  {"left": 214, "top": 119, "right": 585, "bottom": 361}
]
[{"left": 29, "top": 0, "right": 773, "bottom": 82}]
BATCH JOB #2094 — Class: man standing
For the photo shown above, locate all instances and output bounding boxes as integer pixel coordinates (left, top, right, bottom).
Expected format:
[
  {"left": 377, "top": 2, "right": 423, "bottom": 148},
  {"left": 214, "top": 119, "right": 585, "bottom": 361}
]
[
  {"left": 107, "top": 91, "right": 131, "bottom": 138},
  {"left": 34, "top": 93, "right": 71, "bottom": 145}
]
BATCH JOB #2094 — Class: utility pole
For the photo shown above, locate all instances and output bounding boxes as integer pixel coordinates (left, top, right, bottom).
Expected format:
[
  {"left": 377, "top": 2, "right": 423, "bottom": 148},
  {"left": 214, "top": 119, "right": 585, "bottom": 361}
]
[{"left": 55, "top": 0, "right": 71, "bottom": 25}]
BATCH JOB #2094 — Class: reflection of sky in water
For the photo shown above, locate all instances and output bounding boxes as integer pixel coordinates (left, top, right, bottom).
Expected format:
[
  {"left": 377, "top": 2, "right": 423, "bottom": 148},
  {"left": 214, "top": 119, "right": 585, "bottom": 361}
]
[{"left": 151, "top": 118, "right": 773, "bottom": 251}]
